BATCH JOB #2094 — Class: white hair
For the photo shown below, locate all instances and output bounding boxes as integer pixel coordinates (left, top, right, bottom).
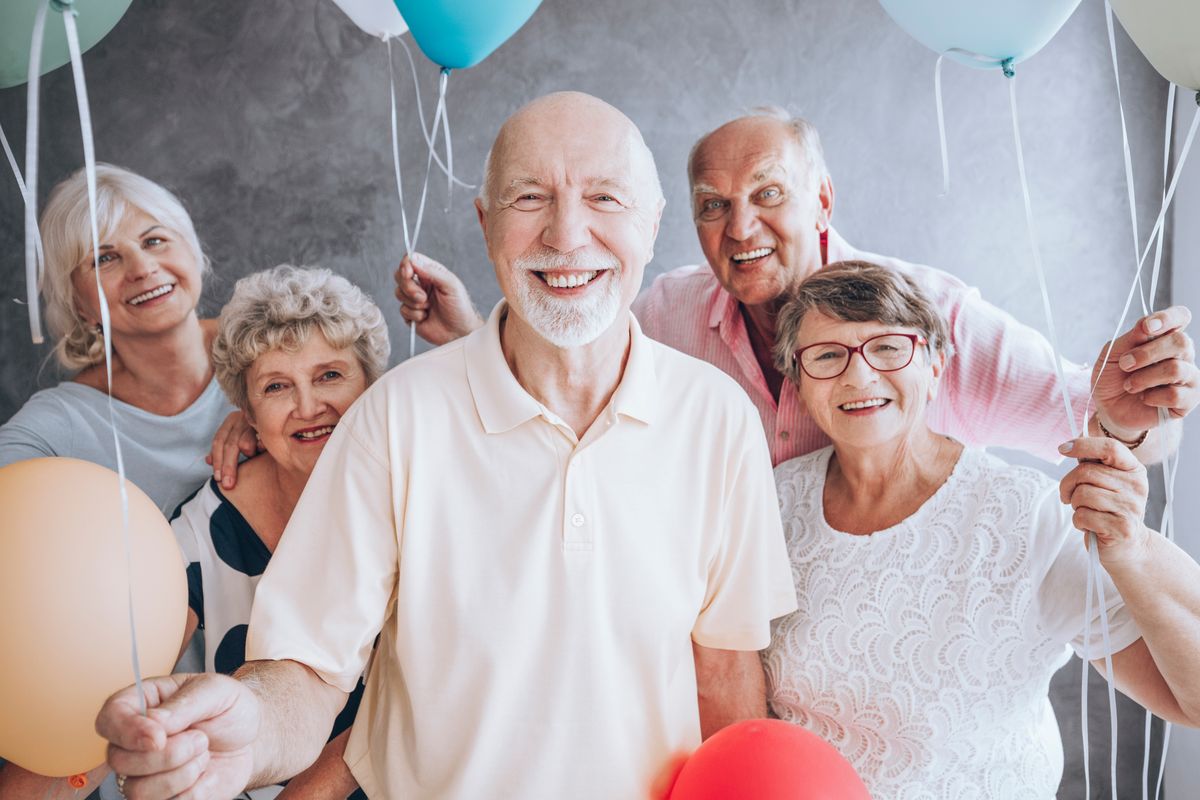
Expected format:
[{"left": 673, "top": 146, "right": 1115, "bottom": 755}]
[
  {"left": 212, "top": 264, "right": 390, "bottom": 412},
  {"left": 687, "top": 106, "right": 829, "bottom": 191}
]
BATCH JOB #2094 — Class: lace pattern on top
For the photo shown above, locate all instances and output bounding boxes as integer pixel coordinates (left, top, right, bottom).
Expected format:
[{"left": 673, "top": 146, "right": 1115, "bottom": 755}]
[{"left": 764, "top": 447, "right": 1076, "bottom": 800}]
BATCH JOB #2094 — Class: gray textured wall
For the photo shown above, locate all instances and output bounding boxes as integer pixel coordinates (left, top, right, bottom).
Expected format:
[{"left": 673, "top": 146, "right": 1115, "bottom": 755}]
[{"left": 0, "top": 0, "right": 1176, "bottom": 796}]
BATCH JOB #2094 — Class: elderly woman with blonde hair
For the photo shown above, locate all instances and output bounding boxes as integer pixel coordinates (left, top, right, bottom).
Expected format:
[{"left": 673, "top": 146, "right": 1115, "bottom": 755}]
[
  {"left": 762, "top": 260, "right": 1200, "bottom": 800},
  {"left": 166, "top": 264, "right": 389, "bottom": 800},
  {"left": 0, "top": 164, "right": 234, "bottom": 512},
  {"left": 0, "top": 164, "right": 242, "bottom": 799}
]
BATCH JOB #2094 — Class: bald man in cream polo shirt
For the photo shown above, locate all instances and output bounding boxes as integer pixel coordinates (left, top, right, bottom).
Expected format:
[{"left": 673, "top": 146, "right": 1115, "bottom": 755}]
[{"left": 95, "top": 92, "right": 796, "bottom": 800}]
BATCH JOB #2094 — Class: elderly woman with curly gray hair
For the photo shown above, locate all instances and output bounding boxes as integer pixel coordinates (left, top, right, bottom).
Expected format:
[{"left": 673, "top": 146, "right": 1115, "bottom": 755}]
[
  {"left": 166, "top": 264, "right": 388, "bottom": 800},
  {"left": 762, "top": 260, "right": 1200, "bottom": 800}
]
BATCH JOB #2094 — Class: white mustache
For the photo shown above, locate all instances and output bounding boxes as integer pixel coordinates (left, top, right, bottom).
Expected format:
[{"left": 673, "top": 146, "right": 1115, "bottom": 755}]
[{"left": 515, "top": 250, "right": 621, "bottom": 272}]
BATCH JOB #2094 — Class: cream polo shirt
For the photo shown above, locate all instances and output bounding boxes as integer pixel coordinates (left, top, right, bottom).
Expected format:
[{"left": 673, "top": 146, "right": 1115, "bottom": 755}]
[{"left": 246, "top": 302, "right": 796, "bottom": 800}]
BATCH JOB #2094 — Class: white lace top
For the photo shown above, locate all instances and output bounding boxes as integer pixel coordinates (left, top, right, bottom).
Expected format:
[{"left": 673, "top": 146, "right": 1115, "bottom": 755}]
[{"left": 763, "top": 447, "right": 1141, "bottom": 800}]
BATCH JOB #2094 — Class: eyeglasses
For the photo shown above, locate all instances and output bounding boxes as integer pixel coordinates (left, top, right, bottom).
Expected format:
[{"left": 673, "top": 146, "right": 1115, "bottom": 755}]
[{"left": 793, "top": 333, "right": 928, "bottom": 380}]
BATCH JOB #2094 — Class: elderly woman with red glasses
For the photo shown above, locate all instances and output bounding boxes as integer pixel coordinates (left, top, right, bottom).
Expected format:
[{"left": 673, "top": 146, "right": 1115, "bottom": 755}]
[{"left": 761, "top": 260, "right": 1200, "bottom": 800}]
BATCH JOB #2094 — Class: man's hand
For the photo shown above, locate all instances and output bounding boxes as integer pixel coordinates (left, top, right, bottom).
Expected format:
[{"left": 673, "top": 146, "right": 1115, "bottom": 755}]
[
  {"left": 204, "top": 411, "right": 259, "bottom": 491},
  {"left": 393, "top": 252, "right": 484, "bottom": 346},
  {"left": 1091, "top": 306, "right": 1198, "bottom": 437},
  {"left": 97, "top": 674, "right": 259, "bottom": 800}
]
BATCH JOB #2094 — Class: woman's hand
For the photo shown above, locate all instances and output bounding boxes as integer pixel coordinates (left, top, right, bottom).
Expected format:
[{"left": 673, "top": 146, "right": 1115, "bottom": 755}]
[
  {"left": 205, "top": 411, "right": 259, "bottom": 490},
  {"left": 1059, "top": 436, "right": 1151, "bottom": 569}
]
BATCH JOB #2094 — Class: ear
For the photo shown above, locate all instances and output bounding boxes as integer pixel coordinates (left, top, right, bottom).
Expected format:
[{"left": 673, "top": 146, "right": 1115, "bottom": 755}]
[
  {"left": 816, "top": 176, "right": 835, "bottom": 232},
  {"left": 475, "top": 197, "right": 489, "bottom": 241},
  {"left": 927, "top": 348, "right": 946, "bottom": 401}
]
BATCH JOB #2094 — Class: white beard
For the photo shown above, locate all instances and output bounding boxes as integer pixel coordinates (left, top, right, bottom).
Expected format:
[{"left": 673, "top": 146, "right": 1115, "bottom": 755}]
[{"left": 510, "top": 250, "right": 623, "bottom": 348}]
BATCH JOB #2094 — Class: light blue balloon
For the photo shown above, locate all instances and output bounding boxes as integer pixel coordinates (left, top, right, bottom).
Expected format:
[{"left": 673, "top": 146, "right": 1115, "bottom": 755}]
[
  {"left": 878, "top": 0, "right": 1082, "bottom": 70},
  {"left": 394, "top": 0, "right": 542, "bottom": 70}
]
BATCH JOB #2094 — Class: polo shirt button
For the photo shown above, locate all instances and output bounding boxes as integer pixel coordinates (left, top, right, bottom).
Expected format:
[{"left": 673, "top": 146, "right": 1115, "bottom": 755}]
[
  {"left": 571, "top": 513, "right": 585, "bottom": 527},
  {"left": 779, "top": 430, "right": 790, "bottom": 440}
]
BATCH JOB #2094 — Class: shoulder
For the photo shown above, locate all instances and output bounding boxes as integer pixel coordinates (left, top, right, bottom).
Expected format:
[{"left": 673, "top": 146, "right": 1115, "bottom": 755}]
[
  {"left": 636, "top": 264, "right": 719, "bottom": 311},
  {"left": 773, "top": 449, "right": 830, "bottom": 503},
  {"left": 647, "top": 336, "right": 755, "bottom": 412},
  {"left": 955, "top": 448, "right": 1058, "bottom": 525}
]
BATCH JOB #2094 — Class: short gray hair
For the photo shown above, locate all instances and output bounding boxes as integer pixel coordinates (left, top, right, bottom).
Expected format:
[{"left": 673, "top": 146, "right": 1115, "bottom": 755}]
[
  {"left": 687, "top": 106, "right": 829, "bottom": 191},
  {"left": 773, "top": 260, "right": 951, "bottom": 385},
  {"left": 39, "top": 164, "right": 209, "bottom": 370},
  {"left": 212, "top": 265, "right": 390, "bottom": 413}
]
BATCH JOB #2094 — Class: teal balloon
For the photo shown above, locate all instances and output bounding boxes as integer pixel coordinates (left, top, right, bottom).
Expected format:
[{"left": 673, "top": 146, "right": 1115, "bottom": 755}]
[
  {"left": 393, "top": 0, "right": 542, "bottom": 70},
  {"left": 878, "top": 0, "right": 1081, "bottom": 70},
  {"left": 0, "top": 0, "right": 133, "bottom": 90}
]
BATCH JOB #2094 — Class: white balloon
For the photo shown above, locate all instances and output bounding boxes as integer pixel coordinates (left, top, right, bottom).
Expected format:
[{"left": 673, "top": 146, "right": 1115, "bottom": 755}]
[
  {"left": 330, "top": 0, "right": 409, "bottom": 40},
  {"left": 1110, "top": 0, "right": 1200, "bottom": 91}
]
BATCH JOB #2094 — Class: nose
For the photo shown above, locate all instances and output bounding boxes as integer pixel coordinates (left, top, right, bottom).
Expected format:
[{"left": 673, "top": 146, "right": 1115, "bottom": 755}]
[
  {"left": 542, "top": 197, "right": 591, "bottom": 253},
  {"left": 294, "top": 384, "right": 328, "bottom": 420},
  {"left": 123, "top": 248, "right": 157, "bottom": 281},
  {"left": 725, "top": 201, "right": 759, "bottom": 242},
  {"left": 839, "top": 350, "right": 877, "bottom": 385}
]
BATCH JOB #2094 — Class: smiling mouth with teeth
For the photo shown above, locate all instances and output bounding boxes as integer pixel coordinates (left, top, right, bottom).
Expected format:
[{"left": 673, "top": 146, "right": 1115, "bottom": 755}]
[
  {"left": 293, "top": 425, "right": 335, "bottom": 441},
  {"left": 731, "top": 247, "right": 774, "bottom": 265},
  {"left": 127, "top": 284, "right": 176, "bottom": 306},
  {"left": 538, "top": 271, "right": 601, "bottom": 289},
  {"left": 839, "top": 398, "right": 891, "bottom": 411}
]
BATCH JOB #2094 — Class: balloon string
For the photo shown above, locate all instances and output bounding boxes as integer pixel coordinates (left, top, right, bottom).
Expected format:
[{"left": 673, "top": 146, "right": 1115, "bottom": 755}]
[
  {"left": 1007, "top": 69, "right": 1122, "bottom": 796},
  {"left": 1081, "top": 532, "right": 1095, "bottom": 800},
  {"left": 23, "top": 0, "right": 50, "bottom": 344},
  {"left": 934, "top": 54, "right": 949, "bottom": 195},
  {"left": 386, "top": 40, "right": 413, "bottom": 255},
  {"left": 1149, "top": 85, "right": 1175, "bottom": 306},
  {"left": 1, "top": 120, "right": 48, "bottom": 321},
  {"left": 404, "top": 69, "right": 449, "bottom": 360},
  {"left": 1104, "top": 0, "right": 1149, "bottom": 318},
  {"left": 394, "top": 36, "right": 474, "bottom": 190},
  {"left": 1091, "top": 540, "right": 1120, "bottom": 799},
  {"left": 62, "top": 4, "right": 147, "bottom": 717},
  {"left": 1156, "top": 722, "right": 1172, "bottom": 799},
  {"left": 1085, "top": 102, "right": 1200, "bottom": 429},
  {"left": 1006, "top": 74, "right": 1078, "bottom": 438}
]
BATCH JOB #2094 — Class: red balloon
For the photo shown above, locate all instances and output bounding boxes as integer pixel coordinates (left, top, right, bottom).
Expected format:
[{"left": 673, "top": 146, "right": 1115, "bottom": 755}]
[{"left": 667, "top": 719, "right": 871, "bottom": 800}]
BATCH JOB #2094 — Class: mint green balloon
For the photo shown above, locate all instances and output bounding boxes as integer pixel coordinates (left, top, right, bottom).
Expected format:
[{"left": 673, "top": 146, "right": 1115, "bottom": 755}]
[{"left": 0, "top": 0, "right": 133, "bottom": 90}]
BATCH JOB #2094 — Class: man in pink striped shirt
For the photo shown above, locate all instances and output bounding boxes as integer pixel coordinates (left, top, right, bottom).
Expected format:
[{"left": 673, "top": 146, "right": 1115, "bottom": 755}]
[{"left": 396, "top": 109, "right": 1198, "bottom": 466}]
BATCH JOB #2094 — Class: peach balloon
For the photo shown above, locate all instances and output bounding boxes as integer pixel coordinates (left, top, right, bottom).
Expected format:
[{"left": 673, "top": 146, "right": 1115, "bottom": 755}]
[{"left": 0, "top": 457, "right": 187, "bottom": 777}]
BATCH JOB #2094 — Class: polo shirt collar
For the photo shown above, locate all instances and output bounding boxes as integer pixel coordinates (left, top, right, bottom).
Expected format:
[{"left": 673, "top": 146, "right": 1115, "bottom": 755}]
[
  {"left": 464, "top": 301, "right": 658, "bottom": 434},
  {"left": 705, "top": 274, "right": 740, "bottom": 331}
]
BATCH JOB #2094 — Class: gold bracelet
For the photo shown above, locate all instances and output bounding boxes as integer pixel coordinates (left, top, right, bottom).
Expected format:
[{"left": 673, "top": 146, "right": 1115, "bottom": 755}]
[{"left": 1096, "top": 415, "right": 1149, "bottom": 450}]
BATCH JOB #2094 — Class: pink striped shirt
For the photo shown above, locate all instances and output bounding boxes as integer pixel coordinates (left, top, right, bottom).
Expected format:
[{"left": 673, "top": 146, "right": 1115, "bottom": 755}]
[{"left": 633, "top": 228, "right": 1093, "bottom": 466}]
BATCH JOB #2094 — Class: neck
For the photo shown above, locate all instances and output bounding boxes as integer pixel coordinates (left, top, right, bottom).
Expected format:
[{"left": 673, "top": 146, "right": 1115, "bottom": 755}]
[
  {"left": 501, "top": 310, "right": 631, "bottom": 439},
  {"left": 264, "top": 456, "right": 311, "bottom": 514},
  {"left": 96, "top": 315, "right": 214, "bottom": 410},
  {"left": 824, "top": 426, "right": 960, "bottom": 533}
]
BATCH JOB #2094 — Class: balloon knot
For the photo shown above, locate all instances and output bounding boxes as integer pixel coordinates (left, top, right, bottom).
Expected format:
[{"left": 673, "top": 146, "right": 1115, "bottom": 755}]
[
  {"left": 49, "top": 0, "right": 77, "bottom": 13},
  {"left": 1001, "top": 58, "right": 1015, "bottom": 79},
  {"left": 440, "top": 66, "right": 452, "bottom": 76},
  {"left": 67, "top": 774, "right": 88, "bottom": 789}
]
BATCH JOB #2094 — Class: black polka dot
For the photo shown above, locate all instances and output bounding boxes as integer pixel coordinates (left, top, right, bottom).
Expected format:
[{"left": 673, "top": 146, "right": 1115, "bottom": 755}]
[
  {"left": 214, "top": 624, "right": 248, "bottom": 675},
  {"left": 209, "top": 498, "right": 270, "bottom": 577}
]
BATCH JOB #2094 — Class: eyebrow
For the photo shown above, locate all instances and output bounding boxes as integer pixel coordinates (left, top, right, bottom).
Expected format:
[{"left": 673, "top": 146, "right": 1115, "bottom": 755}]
[{"left": 95, "top": 225, "right": 168, "bottom": 251}]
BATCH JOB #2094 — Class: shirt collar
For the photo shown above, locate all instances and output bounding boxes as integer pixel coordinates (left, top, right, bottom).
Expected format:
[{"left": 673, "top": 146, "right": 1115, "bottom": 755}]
[
  {"left": 824, "top": 225, "right": 855, "bottom": 264},
  {"left": 464, "top": 301, "right": 658, "bottom": 434}
]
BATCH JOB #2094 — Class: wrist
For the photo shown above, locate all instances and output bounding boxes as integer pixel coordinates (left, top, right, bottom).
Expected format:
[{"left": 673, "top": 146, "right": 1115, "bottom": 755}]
[{"left": 1093, "top": 413, "right": 1148, "bottom": 449}]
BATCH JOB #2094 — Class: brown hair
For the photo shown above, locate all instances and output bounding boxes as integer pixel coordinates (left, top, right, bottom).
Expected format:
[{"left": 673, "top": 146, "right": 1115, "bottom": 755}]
[{"left": 772, "top": 260, "right": 951, "bottom": 384}]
